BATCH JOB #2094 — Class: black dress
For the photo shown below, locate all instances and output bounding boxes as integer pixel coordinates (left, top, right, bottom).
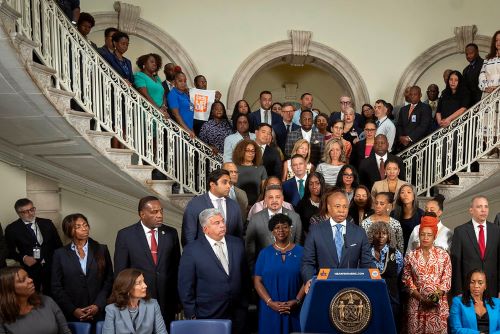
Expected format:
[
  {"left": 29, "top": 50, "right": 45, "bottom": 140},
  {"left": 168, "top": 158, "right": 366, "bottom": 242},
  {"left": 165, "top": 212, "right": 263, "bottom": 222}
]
[
  {"left": 477, "top": 312, "right": 489, "bottom": 334},
  {"left": 296, "top": 197, "right": 319, "bottom": 236}
]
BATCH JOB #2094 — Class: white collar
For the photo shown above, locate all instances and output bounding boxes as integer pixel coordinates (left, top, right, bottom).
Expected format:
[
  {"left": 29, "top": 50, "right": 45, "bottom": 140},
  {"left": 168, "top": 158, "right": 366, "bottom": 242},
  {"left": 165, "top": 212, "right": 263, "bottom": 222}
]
[
  {"left": 330, "top": 218, "right": 347, "bottom": 228},
  {"left": 295, "top": 175, "right": 307, "bottom": 182},
  {"left": 268, "top": 208, "right": 283, "bottom": 217},
  {"left": 472, "top": 219, "right": 487, "bottom": 227},
  {"left": 208, "top": 191, "right": 225, "bottom": 201},
  {"left": 375, "top": 153, "right": 388, "bottom": 161},
  {"left": 205, "top": 234, "right": 226, "bottom": 247},
  {"left": 141, "top": 221, "right": 157, "bottom": 234}
]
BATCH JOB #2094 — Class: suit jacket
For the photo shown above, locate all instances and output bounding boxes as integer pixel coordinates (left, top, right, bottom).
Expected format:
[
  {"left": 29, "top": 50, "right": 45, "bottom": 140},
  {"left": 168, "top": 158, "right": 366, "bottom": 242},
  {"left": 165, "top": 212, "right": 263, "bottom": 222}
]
[
  {"left": 248, "top": 109, "right": 283, "bottom": 132},
  {"left": 182, "top": 193, "right": 243, "bottom": 246},
  {"left": 262, "top": 144, "right": 282, "bottom": 178},
  {"left": 371, "top": 178, "right": 406, "bottom": 200},
  {"left": 301, "top": 219, "right": 374, "bottom": 281},
  {"left": 102, "top": 298, "right": 167, "bottom": 334},
  {"left": 178, "top": 235, "right": 249, "bottom": 321},
  {"left": 350, "top": 139, "right": 373, "bottom": 171},
  {"left": 0, "top": 224, "right": 7, "bottom": 269},
  {"left": 463, "top": 57, "right": 484, "bottom": 105},
  {"left": 101, "top": 52, "right": 134, "bottom": 83},
  {"left": 450, "top": 221, "right": 500, "bottom": 297},
  {"left": 233, "top": 186, "right": 249, "bottom": 223},
  {"left": 114, "top": 222, "right": 180, "bottom": 323},
  {"left": 449, "top": 296, "right": 500, "bottom": 334},
  {"left": 282, "top": 177, "right": 302, "bottom": 209},
  {"left": 51, "top": 238, "right": 113, "bottom": 321},
  {"left": 395, "top": 102, "right": 432, "bottom": 151},
  {"left": 275, "top": 122, "right": 300, "bottom": 154},
  {"left": 328, "top": 111, "right": 362, "bottom": 129},
  {"left": 285, "top": 129, "right": 324, "bottom": 165},
  {"left": 494, "top": 213, "right": 500, "bottom": 226},
  {"left": 358, "top": 152, "right": 406, "bottom": 191},
  {"left": 245, "top": 208, "right": 302, "bottom": 271}
]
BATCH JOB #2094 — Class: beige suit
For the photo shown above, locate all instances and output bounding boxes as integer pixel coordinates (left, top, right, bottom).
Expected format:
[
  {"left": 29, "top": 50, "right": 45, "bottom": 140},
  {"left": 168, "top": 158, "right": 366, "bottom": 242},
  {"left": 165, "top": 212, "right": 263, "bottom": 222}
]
[{"left": 371, "top": 178, "right": 406, "bottom": 200}]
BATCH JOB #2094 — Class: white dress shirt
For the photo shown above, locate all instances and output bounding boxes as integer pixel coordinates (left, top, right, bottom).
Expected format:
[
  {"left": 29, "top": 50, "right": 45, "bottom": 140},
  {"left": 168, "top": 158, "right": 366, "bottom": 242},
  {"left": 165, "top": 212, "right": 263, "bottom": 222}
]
[
  {"left": 374, "top": 153, "right": 388, "bottom": 166},
  {"left": 376, "top": 116, "right": 396, "bottom": 151},
  {"left": 205, "top": 235, "right": 229, "bottom": 264},
  {"left": 295, "top": 175, "right": 308, "bottom": 192},
  {"left": 301, "top": 129, "right": 312, "bottom": 142},
  {"left": 260, "top": 108, "right": 272, "bottom": 125},
  {"left": 329, "top": 218, "right": 346, "bottom": 241},
  {"left": 268, "top": 208, "right": 283, "bottom": 218},
  {"left": 472, "top": 219, "right": 488, "bottom": 244},
  {"left": 208, "top": 191, "right": 227, "bottom": 218},
  {"left": 24, "top": 220, "right": 43, "bottom": 245},
  {"left": 141, "top": 222, "right": 158, "bottom": 249}
]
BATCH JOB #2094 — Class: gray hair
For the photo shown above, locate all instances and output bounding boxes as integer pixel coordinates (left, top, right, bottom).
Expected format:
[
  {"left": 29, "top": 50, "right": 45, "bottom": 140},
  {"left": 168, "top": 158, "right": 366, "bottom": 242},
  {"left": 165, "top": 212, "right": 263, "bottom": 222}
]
[{"left": 199, "top": 208, "right": 223, "bottom": 228}]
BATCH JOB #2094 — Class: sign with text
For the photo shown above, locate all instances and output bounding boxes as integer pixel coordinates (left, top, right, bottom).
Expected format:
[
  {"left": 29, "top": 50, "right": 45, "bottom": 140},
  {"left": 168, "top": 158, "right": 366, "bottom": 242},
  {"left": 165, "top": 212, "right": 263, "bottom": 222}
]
[{"left": 190, "top": 88, "right": 216, "bottom": 121}]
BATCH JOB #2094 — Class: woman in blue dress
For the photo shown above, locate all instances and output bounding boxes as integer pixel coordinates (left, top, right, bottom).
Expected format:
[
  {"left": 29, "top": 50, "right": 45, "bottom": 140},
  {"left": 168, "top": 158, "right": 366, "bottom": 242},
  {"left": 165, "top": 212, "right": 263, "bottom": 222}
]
[{"left": 254, "top": 214, "right": 305, "bottom": 334}]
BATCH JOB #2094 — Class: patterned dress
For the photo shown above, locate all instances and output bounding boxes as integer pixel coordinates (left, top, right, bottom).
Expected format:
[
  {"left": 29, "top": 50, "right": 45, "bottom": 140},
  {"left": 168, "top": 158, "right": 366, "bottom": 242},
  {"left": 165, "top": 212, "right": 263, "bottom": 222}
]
[
  {"left": 361, "top": 216, "right": 404, "bottom": 254},
  {"left": 402, "top": 247, "right": 451, "bottom": 334},
  {"left": 199, "top": 119, "right": 234, "bottom": 153}
]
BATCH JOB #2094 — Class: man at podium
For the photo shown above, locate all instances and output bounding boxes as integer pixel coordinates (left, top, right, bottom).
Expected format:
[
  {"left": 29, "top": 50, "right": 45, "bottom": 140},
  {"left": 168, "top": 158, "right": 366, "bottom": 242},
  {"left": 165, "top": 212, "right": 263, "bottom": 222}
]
[{"left": 301, "top": 188, "right": 374, "bottom": 284}]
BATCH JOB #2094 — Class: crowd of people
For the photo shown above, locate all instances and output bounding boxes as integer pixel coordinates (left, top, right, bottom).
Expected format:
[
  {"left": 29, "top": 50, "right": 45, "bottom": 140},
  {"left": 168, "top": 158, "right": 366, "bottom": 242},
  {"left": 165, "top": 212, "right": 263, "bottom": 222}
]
[{"left": 1, "top": 4, "right": 500, "bottom": 334}]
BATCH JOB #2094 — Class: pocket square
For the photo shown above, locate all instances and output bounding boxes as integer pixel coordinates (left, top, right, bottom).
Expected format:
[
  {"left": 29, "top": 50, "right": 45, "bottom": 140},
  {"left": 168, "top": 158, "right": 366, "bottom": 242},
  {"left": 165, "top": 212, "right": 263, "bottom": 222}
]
[{"left": 350, "top": 243, "right": 357, "bottom": 247}]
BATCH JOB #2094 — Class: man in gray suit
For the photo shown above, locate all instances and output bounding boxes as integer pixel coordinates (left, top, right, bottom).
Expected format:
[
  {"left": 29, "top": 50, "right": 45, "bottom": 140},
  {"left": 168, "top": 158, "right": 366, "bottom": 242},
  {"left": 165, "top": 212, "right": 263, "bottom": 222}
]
[
  {"left": 284, "top": 109, "right": 324, "bottom": 165},
  {"left": 245, "top": 185, "right": 302, "bottom": 272},
  {"left": 223, "top": 162, "right": 249, "bottom": 223}
]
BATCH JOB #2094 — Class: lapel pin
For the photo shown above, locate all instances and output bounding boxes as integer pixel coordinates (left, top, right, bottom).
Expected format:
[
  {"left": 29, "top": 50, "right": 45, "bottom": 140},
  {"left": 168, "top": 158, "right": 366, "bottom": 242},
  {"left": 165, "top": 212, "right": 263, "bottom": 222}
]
[{"left": 162, "top": 231, "right": 165, "bottom": 235}]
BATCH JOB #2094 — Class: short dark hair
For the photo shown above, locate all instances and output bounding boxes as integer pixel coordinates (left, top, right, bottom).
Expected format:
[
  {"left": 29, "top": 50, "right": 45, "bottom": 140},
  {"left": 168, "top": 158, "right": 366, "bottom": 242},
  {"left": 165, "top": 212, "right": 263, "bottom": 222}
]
[
  {"left": 300, "top": 92, "right": 312, "bottom": 100},
  {"left": 465, "top": 43, "right": 478, "bottom": 51},
  {"left": 268, "top": 213, "right": 292, "bottom": 231},
  {"left": 429, "top": 194, "right": 445, "bottom": 211},
  {"left": 104, "top": 27, "right": 119, "bottom": 38},
  {"left": 384, "top": 158, "right": 400, "bottom": 169},
  {"left": 194, "top": 75, "right": 206, "bottom": 84},
  {"left": 300, "top": 109, "right": 313, "bottom": 118},
  {"left": 259, "top": 90, "right": 272, "bottom": 98},
  {"left": 136, "top": 53, "right": 156, "bottom": 69},
  {"left": 108, "top": 269, "right": 151, "bottom": 309},
  {"left": 14, "top": 198, "right": 33, "bottom": 212},
  {"left": 112, "top": 31, "right": 129, "bottom": 43},
  {"left": 375, "top": 99, "right": 389, "bottom": 108},
  {"left": 138, "top": 196, "right": 159, "bottom": 213},
  {"left": 291, "top": 153, "right": 306, "bottom": 162},
  {"left": 281, "top": 102, "right": 295, "bottom": 109},
  {"left": 375, "top": 191, "right": 394, "bottom": 204},
  {"left": 256, "top": 122, "right": 272, "bottom": 131},
  {"left": 208, "top": 169, "right": 230, "bottom": 190},
  {"left": 265, "top": 184, "right": 283, "bottom": 194},
  {"left": 77, "top": 12, "right": 95, "bottom": 27}
]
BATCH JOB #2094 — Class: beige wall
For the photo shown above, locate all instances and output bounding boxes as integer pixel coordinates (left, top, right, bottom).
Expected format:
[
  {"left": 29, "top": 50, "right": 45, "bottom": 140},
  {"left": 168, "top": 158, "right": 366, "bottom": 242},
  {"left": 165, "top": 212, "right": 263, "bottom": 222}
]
[
  {"left": 244, "top": 64, "right": 345, "bottom": 114},
  {"left": 0, "top": 161, "right": 26, "bottom": 229},
  {"left": 85, "top": 0, "right": 500, "bottom": 105}
]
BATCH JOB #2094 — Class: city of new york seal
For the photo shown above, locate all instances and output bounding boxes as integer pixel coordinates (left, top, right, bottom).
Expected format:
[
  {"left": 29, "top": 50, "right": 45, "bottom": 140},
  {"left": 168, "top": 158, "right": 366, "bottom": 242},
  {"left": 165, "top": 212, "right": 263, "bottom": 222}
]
[{"left": 329, "top": 288, "right": 372, "bottom": 333}]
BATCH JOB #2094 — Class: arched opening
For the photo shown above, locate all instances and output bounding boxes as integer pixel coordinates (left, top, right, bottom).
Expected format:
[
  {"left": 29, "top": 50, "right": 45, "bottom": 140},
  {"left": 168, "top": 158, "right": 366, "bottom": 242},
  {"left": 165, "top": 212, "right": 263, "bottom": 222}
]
[{"left": 227, "top": 40, "right": 370, "bottom": 113}]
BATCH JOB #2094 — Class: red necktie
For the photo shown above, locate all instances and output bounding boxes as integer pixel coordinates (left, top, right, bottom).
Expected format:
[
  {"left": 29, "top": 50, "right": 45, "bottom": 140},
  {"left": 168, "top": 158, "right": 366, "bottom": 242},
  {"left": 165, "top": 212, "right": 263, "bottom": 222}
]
[
  {"left": 379, "top": 158, "right": 385, "bottom": 180},
  {"left": 478, "top": 224, "right": 485, "bottom": 260},
  {"left": 149, "top": 229, "right": 158, "bottom": 265}
]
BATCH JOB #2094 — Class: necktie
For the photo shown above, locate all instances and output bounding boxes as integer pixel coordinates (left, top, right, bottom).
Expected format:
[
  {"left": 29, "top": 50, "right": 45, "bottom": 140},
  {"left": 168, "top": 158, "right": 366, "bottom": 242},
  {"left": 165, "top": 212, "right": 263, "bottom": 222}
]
[
  {"left": 214, "top": 241, "right": 229, "bottom": 274},
  {"left": 229, "top": 187, "right": 236, "bottom": 201},
  {"left": 335, "top": 224, "right": 344, "bottom": 262},
  {"left": 408, "top": 104, "right": 416, "bottom": 119},
  {"left": 298, "top": 179, "right": 305, "bottom": 199},
  {"left": 478, "top": 224, "right": 486, "bottom": 260},
  {"left": 286, "top": 124, "right": 291, "bottom": 133},
  {"left": 265, "top": 110, "right": 270, "bottom": 124},
  {"left": 26, "top": 223, "right": 38, "bottom": 242},
  {"left": 149, "top": 229, "right": 158, "bottom": 265},
  {"left": 216, "top": 198, "right": 226, "bottom": 221},
  {"left": 379, "top": 158, "right": 385, "bottom": 179},
  {"left": 376, "top": 120, "right": 380, "bottom": 127}
]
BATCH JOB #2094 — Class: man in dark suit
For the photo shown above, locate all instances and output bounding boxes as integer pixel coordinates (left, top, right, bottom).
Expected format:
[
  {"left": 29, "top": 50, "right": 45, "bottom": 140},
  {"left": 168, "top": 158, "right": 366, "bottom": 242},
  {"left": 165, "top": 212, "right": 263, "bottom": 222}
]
[
  {"left": 358, "top": 134, "right": 406, "bottom": 190},
  {"left": 222, "top": 162, "right": 249, "bottom": 223},
  {"left": 254, "top": 123, "right": 282, "bottom": 178},
  {"left": 178, "top": 208, "right": 249, "bottom": 334},
  {"left": 396, "top": 86, "right": 433, "bottom": 152},
  {"left": 463, "top": 43, "right": 484, "bottom": 106},
  {"left": 114, "top": 196, "right": 181, "bottom": 326},
  {"left": 282, "top": 154, "right": 308, "bottom": 209},
  {"left": 328, "top": 95, "right": 362, "bottom": 129},
  {"left": 302, "top": 190, "right": 374, "bottom": 285},
  {"left": 248, "top": 90, "right": 283, "bottom": 132},
  {"left": 246, "top": 185, "right": 302, "bottom": 271},
  {"left": 450, "top": 196, "right": 500, "bottom": 297},
  {"left": 4, "top": 198, "right": 63, "bottom": 295},
  {"left": 285, "top": 109, "right": 324, "bottom": 165},
  {"left": 182, "top": 169, "right": 243, "bottom": 246},
  {"left": 275, "top": 102, "right": 300, "bottom": 153}
]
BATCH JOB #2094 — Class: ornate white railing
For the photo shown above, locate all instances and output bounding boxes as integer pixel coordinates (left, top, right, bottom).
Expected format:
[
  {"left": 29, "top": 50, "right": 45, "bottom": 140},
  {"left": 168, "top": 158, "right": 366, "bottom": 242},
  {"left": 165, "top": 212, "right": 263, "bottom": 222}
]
[
  {"left": 8, "top": 0, "right": 221, "bottom": 194},
  {"left": 398, "top": 88, "right": 500, "bottom": 195}
]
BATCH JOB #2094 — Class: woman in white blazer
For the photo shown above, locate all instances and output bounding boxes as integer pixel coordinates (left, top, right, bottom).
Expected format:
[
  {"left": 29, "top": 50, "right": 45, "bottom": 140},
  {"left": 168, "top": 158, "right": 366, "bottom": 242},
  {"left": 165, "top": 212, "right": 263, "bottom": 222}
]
[{"left": 103, "top": 269, "right": 167, "bottom": 334}]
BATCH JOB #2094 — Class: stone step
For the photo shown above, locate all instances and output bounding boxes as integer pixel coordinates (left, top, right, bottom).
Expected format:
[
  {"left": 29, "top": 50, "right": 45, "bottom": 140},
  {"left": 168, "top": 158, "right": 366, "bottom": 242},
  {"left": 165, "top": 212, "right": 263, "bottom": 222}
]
[
  {"left": 47, "top": 86, "right": 74, "bottom": 115},
  {"left": 85, "top": 130, "right": 114, "bottom": 153},
  {"left": 11, "top": 33, "right": 38, "bottom": 64},
  {"left": 65, "top": 110, "right": 93, "bottom": 134},
  {"left": 168, "top": 193, "right": 196, "bottom": 210},
  {"left": 146, "top": 179, "right": 176, "bottom": 198},
  {"left": 27, "top": 61, "right": 56, "bottom": 90},
  {"left": 124, "top": 165, "right": 155, "bottom": 183},
  {"left": 105, "top": 148, "right": 134, "bottom": 169},
  {"left": 434, "top": 184, "right": 464, "bottom": 200}
]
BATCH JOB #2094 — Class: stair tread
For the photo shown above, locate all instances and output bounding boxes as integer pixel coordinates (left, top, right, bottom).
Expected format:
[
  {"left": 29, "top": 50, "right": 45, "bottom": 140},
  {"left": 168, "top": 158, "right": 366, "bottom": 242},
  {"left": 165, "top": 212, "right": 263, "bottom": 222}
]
[
  {"left": 146, "top": 180, "right": 175, "bottom": 185},
  {"left": 47, "top": 86, "right": 75, "bottom": 97},
  {"left": 435, "top": 184, "right": 464, "bottom": 189},
  {"left": 456, "top": 172, "right": 485, "bottom": 177},
  {"left": 126, "top": 165, "right": 155, "bottom": 170},
  {"left": 105, "top": 148, "right": 135, "bottom": 154},
  {"left": 85, "top": 130, "right": 114, "bottom": 137},
  {"left": 66, "top": 110, "right": 94, "bottom": 118},
  {"left": 28, "top": 61, "right": 57, "bottom": 74}
]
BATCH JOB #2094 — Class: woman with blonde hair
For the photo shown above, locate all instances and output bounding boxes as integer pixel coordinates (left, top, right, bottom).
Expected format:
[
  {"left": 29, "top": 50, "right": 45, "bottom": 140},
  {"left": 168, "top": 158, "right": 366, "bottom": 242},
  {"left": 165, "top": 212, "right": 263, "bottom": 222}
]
[
  {"left": 316, "top": 138, "right": 346, "bottom": 186},
  {"left": 281, "top": 139, "right": 314, "bottom": 181}
]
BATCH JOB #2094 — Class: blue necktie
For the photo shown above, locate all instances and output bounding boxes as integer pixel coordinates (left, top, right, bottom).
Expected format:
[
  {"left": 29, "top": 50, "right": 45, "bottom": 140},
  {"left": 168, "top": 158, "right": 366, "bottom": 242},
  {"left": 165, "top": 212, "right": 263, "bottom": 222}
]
[
  {"left": 298, "top": 179, "right": 305, "bottom": 199},
  {"left": 376, "top": 120, "right": 380, "bottom": 127},
  {"left": 26, "top": 223, "right": 37, "bottom": 241},
  {"left": 335, "top": 224, "right": 344, "bottom": 262}
]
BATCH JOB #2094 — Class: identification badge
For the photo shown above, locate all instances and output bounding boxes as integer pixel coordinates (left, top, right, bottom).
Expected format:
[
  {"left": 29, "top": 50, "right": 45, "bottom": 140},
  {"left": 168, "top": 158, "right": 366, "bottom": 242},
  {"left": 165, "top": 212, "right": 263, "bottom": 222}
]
[
  {"left": 411, "top": 114, "right": 417, "bottom": 123},
  {"left": 33, "top": 246, "right": 41, "bottom": 260}
]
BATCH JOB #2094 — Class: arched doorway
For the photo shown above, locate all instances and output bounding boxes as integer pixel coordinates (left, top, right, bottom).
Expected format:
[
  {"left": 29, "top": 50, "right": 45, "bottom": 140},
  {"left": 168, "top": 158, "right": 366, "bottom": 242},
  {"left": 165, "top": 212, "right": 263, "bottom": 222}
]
[{"left": 227, "top": 40, "right": 370, "bottom": 113}]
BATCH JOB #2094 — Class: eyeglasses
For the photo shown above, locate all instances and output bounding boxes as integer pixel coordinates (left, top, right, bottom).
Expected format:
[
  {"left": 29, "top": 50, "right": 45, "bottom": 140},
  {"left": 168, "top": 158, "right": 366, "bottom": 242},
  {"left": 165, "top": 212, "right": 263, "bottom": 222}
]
[
  {"left": 227, "top": 170, "right": 239, "bottom": 174},
  {"left": 17, "top": 207, "right": 36, "bottom": 214},
  {"left": 340, "top": 101, "right": 351, "bottom": 105}
]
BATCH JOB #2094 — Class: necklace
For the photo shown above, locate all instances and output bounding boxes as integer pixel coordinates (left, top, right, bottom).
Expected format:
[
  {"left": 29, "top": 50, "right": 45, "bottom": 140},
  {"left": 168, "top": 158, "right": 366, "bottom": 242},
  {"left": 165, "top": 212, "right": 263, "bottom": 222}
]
[{"left": 274, "top": 242, "right": 290, "bottom": 251}]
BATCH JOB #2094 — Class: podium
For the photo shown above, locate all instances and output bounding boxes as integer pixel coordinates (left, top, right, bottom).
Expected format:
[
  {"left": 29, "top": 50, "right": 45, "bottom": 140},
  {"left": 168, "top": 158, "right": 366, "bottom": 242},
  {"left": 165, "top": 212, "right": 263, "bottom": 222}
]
[{"left": 299, "top": 269, "right": 396, "bottom": 334}]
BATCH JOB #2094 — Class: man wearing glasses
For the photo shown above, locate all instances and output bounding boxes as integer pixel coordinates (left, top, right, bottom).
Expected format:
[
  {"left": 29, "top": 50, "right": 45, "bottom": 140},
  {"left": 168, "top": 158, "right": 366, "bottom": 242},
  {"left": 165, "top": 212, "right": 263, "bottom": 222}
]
[
  {"left": 5, "top": 198, "right": 62, "bottom": 295},
  {"left": 328, "top": 95, "right": 362, "bottom": 129}
]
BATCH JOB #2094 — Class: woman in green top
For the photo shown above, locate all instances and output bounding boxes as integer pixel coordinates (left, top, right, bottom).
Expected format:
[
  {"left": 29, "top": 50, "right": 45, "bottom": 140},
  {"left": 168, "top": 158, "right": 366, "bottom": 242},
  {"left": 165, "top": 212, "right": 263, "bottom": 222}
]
[{"left": 134, "top": 53, "right": 169, "bottom": 120}]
